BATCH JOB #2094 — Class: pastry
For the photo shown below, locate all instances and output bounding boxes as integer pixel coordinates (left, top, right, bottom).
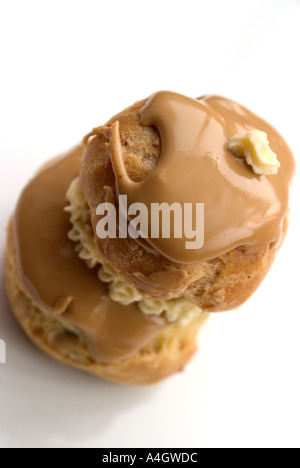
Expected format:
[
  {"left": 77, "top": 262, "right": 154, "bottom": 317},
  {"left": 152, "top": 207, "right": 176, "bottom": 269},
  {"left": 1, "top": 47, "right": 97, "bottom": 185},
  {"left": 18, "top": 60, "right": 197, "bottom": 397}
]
[{"left": 5, "top": 91, "right": 295, "bottom": 385}]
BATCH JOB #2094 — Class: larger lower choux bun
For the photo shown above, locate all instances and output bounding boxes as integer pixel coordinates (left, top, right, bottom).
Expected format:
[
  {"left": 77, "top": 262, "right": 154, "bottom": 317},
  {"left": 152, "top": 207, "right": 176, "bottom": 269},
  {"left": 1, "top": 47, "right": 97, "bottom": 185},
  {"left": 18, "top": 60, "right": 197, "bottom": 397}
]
[
  {"left": 5, "top": 91, "right": 295, "bottom": 385},
  {"left": 5, "top": 219, "right": 208, "bottom": 385}
]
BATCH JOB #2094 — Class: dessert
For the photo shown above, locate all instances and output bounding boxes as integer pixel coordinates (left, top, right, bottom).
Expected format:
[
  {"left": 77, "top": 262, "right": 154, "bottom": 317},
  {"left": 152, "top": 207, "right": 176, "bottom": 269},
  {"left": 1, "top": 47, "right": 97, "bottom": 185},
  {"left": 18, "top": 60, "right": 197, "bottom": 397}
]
[{"left": 5, "top": 91, "right": 295, "bottom": 385}]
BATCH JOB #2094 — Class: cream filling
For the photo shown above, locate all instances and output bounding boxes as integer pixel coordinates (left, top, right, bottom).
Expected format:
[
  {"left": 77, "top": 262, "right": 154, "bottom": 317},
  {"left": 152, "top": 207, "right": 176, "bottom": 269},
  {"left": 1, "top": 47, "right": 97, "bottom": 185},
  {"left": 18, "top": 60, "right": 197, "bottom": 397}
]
[
  {"left": 227, "top": 129, "right": 280, "bottom": 175},
  {"left": 65, "top": 178, "right": 202, "bottom": 326}
]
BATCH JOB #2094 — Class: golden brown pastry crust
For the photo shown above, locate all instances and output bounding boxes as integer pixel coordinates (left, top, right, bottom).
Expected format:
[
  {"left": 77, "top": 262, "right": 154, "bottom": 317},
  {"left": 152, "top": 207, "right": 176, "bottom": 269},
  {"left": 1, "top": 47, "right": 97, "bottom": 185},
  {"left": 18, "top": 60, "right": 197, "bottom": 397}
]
[
  {"left": 5, "top": 223, "right": 207, "bottom": 385},
  {"left": 80, "top": 101, "right": 281, "bottom": 310}
]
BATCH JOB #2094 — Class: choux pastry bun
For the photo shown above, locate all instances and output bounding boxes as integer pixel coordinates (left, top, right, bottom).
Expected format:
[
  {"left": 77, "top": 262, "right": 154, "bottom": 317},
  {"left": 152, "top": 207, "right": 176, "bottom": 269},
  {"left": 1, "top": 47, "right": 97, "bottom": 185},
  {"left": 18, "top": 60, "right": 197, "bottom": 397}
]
[{"left": 5, "top": 91, "right": 295, "bottom": 384}]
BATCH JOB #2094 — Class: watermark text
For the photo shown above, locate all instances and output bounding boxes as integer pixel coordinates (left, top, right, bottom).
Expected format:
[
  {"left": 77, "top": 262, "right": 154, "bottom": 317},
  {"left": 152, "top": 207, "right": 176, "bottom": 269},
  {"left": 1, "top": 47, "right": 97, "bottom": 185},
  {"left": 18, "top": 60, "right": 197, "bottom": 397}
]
[
  {"left": 0, "top": 339, "right": 6, "bottom": 364},
  {"left": 96, "top": 195, "right": 204, "bottom": 250}
]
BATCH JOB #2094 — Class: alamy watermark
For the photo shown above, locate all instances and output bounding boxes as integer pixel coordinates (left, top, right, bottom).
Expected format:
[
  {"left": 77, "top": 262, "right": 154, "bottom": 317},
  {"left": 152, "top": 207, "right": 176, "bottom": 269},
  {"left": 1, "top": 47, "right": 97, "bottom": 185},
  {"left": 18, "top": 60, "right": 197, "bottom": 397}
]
[
  {"left": 95, "top": 195, "right": 204, "bottom": 249},
  {"left": 0, "top": 339, "right": 6, "bottom": 364}
]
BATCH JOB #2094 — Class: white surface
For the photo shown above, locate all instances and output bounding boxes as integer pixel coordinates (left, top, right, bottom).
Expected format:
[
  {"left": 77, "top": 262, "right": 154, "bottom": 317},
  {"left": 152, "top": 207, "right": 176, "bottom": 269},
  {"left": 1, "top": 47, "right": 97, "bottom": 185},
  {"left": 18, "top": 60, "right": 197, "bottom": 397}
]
[{"left": 0, "top": 0, "right": 300, "bottom": 448}]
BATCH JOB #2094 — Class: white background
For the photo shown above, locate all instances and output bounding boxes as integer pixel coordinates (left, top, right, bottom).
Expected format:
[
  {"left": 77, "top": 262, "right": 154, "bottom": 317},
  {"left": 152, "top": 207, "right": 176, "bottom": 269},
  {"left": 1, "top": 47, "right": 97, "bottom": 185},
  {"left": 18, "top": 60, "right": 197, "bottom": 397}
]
[{"left": 0, "top": 0, "right": 299, "bottom": 448}]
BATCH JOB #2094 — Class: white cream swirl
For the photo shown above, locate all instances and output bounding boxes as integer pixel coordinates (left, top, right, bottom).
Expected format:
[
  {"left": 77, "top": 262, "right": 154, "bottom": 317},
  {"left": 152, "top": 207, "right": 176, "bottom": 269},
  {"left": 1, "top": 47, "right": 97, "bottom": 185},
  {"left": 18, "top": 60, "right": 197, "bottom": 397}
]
[{"left": 65, "top": 178, "right": 202, "bottom": 325}]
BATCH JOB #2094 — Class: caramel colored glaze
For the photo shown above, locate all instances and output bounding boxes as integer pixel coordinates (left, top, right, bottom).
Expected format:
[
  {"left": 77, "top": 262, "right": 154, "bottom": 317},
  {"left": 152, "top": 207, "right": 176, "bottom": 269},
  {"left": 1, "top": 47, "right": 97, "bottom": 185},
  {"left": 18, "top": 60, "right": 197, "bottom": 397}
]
[
  {"left": 13, "top": 146, "right": 165, "bottom": 363},
  {"left": 108, "top": 91, "right": 295, "bottom": 263}
]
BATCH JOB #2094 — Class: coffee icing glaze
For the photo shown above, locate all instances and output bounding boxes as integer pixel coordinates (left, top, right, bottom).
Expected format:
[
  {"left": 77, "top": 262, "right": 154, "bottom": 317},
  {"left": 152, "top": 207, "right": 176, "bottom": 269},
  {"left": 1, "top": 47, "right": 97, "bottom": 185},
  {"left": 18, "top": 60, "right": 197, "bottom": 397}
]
[
  {"left": 108, "top": 91, "right": 295, "bottom": 263},
  {"left": 13, "top": 146, "right": 165, "bottom": 363}
]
